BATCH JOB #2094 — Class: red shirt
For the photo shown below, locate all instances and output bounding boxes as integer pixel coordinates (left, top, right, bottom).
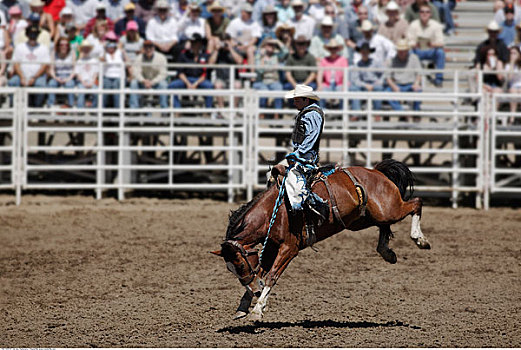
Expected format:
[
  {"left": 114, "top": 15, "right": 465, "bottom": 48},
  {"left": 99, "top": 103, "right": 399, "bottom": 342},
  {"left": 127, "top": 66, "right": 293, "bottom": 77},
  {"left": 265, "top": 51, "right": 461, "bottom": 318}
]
[{"left": 43, "top": 0, "right": 65, "bottom": 21}]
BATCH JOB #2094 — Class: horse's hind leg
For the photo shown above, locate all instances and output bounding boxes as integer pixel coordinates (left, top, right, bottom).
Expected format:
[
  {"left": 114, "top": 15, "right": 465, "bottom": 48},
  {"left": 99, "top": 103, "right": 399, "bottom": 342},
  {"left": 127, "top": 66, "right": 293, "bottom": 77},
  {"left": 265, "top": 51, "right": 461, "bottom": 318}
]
[
  {"left": 377, "top": 225, "right": 397, "bottom": 264},
  {"left": 408, "top": 197, "right": 431, "bottom": 249}
]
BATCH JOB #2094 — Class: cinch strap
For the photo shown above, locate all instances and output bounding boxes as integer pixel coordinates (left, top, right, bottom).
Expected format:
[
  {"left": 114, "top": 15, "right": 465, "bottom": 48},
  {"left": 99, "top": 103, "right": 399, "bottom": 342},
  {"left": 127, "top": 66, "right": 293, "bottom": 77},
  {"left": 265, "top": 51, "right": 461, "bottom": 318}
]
[{"left": 342, "top": 168, "right": 367, "bottom": 216}]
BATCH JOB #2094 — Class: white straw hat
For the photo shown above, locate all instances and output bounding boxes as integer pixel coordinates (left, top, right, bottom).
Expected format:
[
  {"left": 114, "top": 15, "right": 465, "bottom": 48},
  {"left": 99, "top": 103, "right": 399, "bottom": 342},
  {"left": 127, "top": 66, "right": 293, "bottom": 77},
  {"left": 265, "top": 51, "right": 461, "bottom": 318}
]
[
  {"left": 360, "top": 20, "right": 374, "bottom": 32},
  {"left": 487, "top": 20, "right": 501, "bottom": 32},
  {"left": 284, "top": 84, "right": 320, "bottom": 100}
]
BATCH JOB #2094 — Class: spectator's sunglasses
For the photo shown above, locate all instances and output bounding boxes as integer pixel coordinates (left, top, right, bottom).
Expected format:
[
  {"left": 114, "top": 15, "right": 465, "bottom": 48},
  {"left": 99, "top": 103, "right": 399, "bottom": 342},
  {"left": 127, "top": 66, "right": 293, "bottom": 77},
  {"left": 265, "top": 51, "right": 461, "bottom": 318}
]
[
  {"left": 144, "top": 45, "right": 154, "bottom": 49},
  {"left": 419, "top": 9, "right": 431, "bottom": 13}
]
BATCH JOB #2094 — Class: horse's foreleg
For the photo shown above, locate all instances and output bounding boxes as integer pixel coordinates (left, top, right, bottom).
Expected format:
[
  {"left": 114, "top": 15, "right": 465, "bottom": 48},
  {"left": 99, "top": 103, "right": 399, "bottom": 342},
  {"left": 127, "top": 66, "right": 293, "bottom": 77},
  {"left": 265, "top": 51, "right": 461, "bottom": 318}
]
[
  {"left": 234, "top": 289, "right": 254, "bottom": 320},
  {"left": 377, "top": 225, "right": 397, "bottom": 264},
  {"left": 408, "top": 197, "right": 431, "bottom": 249},
  {"left": 249, "top": 244, "right": 298, "bottom": 321}
]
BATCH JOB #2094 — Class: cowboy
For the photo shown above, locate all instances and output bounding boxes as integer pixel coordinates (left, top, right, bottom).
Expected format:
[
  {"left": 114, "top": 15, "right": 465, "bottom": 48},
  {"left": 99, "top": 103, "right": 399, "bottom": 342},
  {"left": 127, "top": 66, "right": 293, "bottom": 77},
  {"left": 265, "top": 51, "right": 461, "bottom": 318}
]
[{"left": 284, "top": 84, "right": 329, "bottom": 245}]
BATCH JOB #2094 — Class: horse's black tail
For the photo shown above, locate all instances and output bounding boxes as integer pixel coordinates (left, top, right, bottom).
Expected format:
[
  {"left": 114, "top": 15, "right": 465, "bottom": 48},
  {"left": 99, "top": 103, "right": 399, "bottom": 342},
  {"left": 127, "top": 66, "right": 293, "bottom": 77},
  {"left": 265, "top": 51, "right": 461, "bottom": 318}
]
[{"left": 374, "top": 159, "right": 415, "bottom": 201}]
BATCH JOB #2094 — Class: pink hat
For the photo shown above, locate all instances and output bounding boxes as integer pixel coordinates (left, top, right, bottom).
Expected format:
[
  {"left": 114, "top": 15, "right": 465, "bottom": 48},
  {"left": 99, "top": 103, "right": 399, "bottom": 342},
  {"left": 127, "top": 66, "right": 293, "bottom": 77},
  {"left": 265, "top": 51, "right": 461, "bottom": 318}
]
[
  {"left": 104, "top": 30, "right": 118, "bottom": 41},
  {"left": 8, "top": 5, "right": 22, "bottom": 15},
  {"left": 126, "top": 20, "right": 138, "bottom": 31}
]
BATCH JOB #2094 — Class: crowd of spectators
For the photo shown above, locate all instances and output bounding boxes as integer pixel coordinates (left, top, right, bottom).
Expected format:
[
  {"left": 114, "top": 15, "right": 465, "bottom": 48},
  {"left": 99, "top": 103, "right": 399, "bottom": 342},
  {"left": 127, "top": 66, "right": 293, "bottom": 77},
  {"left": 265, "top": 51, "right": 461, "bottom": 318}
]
[{"left": 0, "top": 0, "right": 497, "bottom": 117}]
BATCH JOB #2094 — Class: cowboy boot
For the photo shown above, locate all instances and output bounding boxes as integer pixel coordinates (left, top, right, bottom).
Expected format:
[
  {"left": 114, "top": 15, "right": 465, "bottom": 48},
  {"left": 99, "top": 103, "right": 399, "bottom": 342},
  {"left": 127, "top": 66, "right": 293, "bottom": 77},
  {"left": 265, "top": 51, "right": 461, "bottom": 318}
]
[
  {"left": 305, "top": 193, "right": 329, "bottom": 226},
  {"left": 303, "top": 206, "right": 317, "bottom": 247}
]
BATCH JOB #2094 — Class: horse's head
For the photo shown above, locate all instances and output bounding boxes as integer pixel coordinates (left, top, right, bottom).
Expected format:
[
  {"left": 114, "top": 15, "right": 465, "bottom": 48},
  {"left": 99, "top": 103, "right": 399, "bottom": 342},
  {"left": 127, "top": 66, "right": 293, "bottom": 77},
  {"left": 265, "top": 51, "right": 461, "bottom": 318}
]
[{"left": 211, "top": 240, "right": 261, "bottom": 288}]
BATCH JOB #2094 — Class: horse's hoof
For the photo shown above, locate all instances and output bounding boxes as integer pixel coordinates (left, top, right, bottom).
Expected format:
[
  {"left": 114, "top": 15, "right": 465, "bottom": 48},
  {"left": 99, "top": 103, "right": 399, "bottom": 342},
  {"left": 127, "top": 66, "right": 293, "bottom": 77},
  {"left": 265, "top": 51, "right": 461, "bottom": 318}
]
[
  {"left": 412, "top": 237, "right": 431, "bottom": 250},
  {"left": 248, "top": 311, "right": 263, "bottom": 322},
  {"left": 378, "top": 248, "right": 397, "bottom": 264},
  {"left": 233, "top": 311, "right": 248, "bottom": 320}
]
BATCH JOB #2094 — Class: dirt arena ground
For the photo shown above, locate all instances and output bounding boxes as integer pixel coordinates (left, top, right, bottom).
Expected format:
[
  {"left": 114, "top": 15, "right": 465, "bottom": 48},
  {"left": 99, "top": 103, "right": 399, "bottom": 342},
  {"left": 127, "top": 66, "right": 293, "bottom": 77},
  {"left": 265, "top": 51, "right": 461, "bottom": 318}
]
[{"left": 0, "top": 195, "right": 520, "bottom": 347}]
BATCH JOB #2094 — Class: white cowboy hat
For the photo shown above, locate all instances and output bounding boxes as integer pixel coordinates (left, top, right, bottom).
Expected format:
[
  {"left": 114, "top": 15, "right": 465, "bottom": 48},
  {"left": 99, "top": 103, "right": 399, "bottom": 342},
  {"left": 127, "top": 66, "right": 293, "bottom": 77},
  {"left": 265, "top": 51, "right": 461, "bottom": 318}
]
[
  {"left": 385, "top": 1, "right": 400, "bottom": 11},
  {"left": 360, "top": 20, "right": 374, "bottom": 32},
  {"left": 285, "top": 84, "right": 320, "bottom": 100},
  {"left": 321, "top": 15, "right": 334, "bottom": 27},
  {"left": 486, "top": 20, "right": 501, "bottom": 32},
  {"left": 395, "top": 38, "right": 410, "bottom": 51}
]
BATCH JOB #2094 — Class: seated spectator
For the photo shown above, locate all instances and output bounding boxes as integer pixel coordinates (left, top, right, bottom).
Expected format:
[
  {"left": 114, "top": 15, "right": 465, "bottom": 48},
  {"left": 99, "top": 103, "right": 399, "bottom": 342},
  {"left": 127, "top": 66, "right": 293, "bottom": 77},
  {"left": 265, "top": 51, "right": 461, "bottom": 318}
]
[
  {"left": 404, "top": 0, "right": 439, "bottom": 23},
  {"left": 54, "top": 6, "right": 73, "bottom": 43},
  {"left": 84, "top": 19, "right": 108, "bottom": 58},
  {"left": 42, "top": 0, "right": 66, "bottom": 22},
  {"left": 494, "top": 0, "right": 521, "bottom": 26},
  {"left": 225, "top": 3, "right": 261, "bottom": 69},
  {"left": 204, "top": 1, "right": 230, "bottom": 53},
  {"left": 499, "top": 6, "right": 516, "bottom": 46},
  {"left": 310, "top": 16, "right": 348, "bottom": 62},
  {"left": 350, "top": 42, "right": 384, "bottom": 111},
  {"left": 317, "top": 38, "right": 349, "bottom": 109},
  {"left": 119, "top": 20, "right": 143, "bottom": 63},
  {"left": 129, "top": 40, "right": 168, "bottom": 109},
  {"left": 371, "top": 0, "right": 391, "bottom": 25},
  {"left": 104, "top": 0, "right": 130, "bottom": 22},
  {"left": 339, "top": 5, "right": 372, "bottom": 63},
  {"left": 7, "top": 6, "right": 27, "bottom": 41},
  {"left": 474, "top": 21, "right": 509, "bottom": 66},
  {"left": 177, "top": 3, "right": 206, "bottom": 46},
  {"left": 168, "top": 34, "right": 217, "bottom": 112},
  {"left": 276, "top": 0, "right": 295, "bottom": 23},
  {"left": 284, "top": 35, "right": 317, "bottom": 90},
  {"left": 75, "top": 40, "right": 99, "bottom": 108},
  {"left": 506, "top": 45, "right": 521, "bottom": 123},
  {"left": 114, "top": 2, "right": 145, "bottom": 38},
  {"left": 66, "top": 0, "right": 97, "bottom": 32},
  {"left": 407, "top": 3, "right": 445, "bottom": 87},
  {"left": 145, "top": 0, "right": 179, "bottom": 62},
  {"left": 100, "top": 31, "right": 126, "bottom": 108},
  {"left": 1, "top": 0, "right": 30, "bottom": 19},
  {"left": 8, "top": 26, "right": 50, "bottom": 107},
  {"left": 30, "top": 0, "right": 55, "bottom": 38},
  {"left": 377, "top": 1, "right": 409, "bottom": 45},
  {"left": 290, "top": 0, "right": 316, "bottom": 40},
  {"left": 344, "top": 0, "right": 374, "bottom": 25},
  {"left": 65, "top": 22, "right": 83, "bottom": 57},
  {"left": 431, "top": 0, "right": 456, "bottom": 35},
  {"left": 47, "top": 36, "right": 75, "bottom": 107},
  {"left": 135, "top": 0, "right": 156, "bottom": 23},
  {"left": 171, "top": 0, "right": 189, "bottom": 21},
  {"left": 355, "top": 20, "right": 395, "bottom": 64},
  {"left": 253, "top": 37, "right": 285, "bottom": 117},
  {"left": 275, "top": 22, "right": 295, "bottom": 58},
  {"left": 259, "top": 5, "right": 280, "bottom": 44},
  {"left": 83, "top": 2, "right": 114, "bottom": 38},
  {"left": 384, "top": 39, "right": 422, "bottom": 111},
  {"left": 15, "top": 13, "right": 51, "bottom": 48},
  {"left": 476, "top": 47, "right": 504, "bottom": 94},
  {"left": 308, "top": 0, "right": 334, "bottom": 24}
]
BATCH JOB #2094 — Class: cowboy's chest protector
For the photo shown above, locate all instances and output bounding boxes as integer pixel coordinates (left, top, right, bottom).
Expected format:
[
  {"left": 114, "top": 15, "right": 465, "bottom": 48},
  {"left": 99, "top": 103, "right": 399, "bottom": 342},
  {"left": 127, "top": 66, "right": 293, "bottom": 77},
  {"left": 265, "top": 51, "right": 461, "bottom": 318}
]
[{"left": 291, "top": 106, "right": 325, "bottom": 152}]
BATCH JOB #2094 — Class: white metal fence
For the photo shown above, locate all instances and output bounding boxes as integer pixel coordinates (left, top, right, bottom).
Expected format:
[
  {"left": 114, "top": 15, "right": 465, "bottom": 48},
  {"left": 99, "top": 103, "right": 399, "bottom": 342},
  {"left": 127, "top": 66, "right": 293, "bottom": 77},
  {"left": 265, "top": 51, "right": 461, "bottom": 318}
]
[{"left": 0, "top": 64, "right": 518, "bottom": 208}]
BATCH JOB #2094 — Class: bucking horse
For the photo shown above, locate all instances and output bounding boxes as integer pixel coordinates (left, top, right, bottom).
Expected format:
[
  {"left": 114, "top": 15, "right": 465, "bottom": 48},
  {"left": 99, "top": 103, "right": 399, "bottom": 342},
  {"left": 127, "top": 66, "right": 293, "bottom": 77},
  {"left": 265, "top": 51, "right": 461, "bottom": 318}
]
[{"left": 211, "top": 159, "right": 431, "bottom": 321}]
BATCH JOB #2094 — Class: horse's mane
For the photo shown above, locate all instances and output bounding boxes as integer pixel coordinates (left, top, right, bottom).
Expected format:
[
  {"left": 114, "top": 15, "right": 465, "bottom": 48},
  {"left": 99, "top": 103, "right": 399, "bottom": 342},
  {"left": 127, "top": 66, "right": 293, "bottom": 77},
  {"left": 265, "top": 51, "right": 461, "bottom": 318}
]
[{"left": 225, "top": 188, "right": 271, "bottom": 240}]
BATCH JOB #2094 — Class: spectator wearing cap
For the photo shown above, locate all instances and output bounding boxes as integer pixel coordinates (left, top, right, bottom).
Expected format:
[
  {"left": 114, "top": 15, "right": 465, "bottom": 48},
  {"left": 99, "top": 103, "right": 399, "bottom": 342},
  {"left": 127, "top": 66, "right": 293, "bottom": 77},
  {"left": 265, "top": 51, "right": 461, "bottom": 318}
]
[
  {"left": 135, "top": 0, "right": 156, "bottom": 23},
  {"left": 65, "top": 0, "right": 98, "bottom": 31},
  {"left": 100, "top": 30, "right": 127, "bottom": 108},
  {"left": 275, "top": 22, "right": 295, "bottom": 56},
  {"left": 310, "top": 16, "right": 348, "bottom": 62},
  {"left": 276, "top": 0, "right": 295, "bottom": 23},
  {"left": 7, "top": 5, "right": 27, "bottom": 40},
  {"left": 145, "top": 0, "right": 179, "bottom": 61},
  {"left": 225, "top": 3, "right": 261, "bottom": 68},
  {"left": 204, "top": 1, "right": 230, "bottom": 53},
  {"left": 129, "top": 40, "right": 168, "bottom": 109},
  {"left": 251, "top": 0, "right": 277, "bottom": 24},
  {"left": 168, "top": 33, "right": 218, "bottom": 111},
  {"left": 431, "top": 0, "right": 456, "bottom": 35},
  {"left": 355, "top": 20, "right": 395, "bottom": 64},
  {"left": 30, "top": 0, "right": 55, "bottom": 38},
  {"left": 317, "top": 38, "right": 348, "bottom": 109},
  {"left": 102, "top": 0, "right": 131, "bottom": 22},
  {"left": 114, "top": 2, "right": 145, "bottom": 38},
  {"left": 83, "top": 2, "right": 114, "bottom": 38},
  {"left": 75, "top": 40, "right": 99, "bottom": 108},
  {"left": 377, "top": 1, "right": 408, "bottom": 45},
  {"left": 9, "top": 25, "right": 50, "bottom": 107},
  {"left": 42, "top": 0, "right": 66, "bottom": 22},
  {"left": 0, "top": 0, "right": 30, "bottom": 19},
  {"left": 499, "top": 5, "right": 517, "bottom": 46},
  {"left": 408, "top": 3, "right": 445, "bottom": 87},
  {"left": 177, "top": 2, "right": 206, "bottom": 44},
  {"left": 495, "top": 0, "right": 521, "bottom": 26},
  {"left": 119, "top": 20, "right": 143, "bottom": 63},
  {"left": 384, "top": 39, "right": 422, "bottom": 111},
  {"left": 284, "top": 35, "right": 317, "bottom": 90},
  {"left": 290, "top": 0, "right": 316, "bottom": 40},
  {"left": 339, "top": 5, "right": 372, "bottom": 63},
  {"left": 350, "top": 42, "right": 384, "bottom": 111},
  {"left": 404, "top": 0, "right": 439, "bottom": 23},
  {"left": 259, "top": 5, "right": 280, "bottom": 44},
  {"left": 253, "top": 37, "right": 285, "bottom": 116},
  {"left": 47, "top": 36, "right": 75, "bottom": 107},
  {"left": 84, "top": 19, "right": 109, "bottom": 58},
  {"left": 54, "top": 6, "right": 73, "bottom": 43},
  {"left": 15, "top": 13, "right": 51, "bottom": 47},
  {"left": 473, "top": 21, "right": 509, "bottom": 66}
]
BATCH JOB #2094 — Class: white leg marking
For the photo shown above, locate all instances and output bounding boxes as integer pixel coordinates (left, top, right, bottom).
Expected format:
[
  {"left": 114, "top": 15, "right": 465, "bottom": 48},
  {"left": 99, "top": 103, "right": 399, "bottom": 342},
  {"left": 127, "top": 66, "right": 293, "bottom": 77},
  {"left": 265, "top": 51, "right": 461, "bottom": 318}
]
[
  {"left": 250, "top": 286, "right": 271, "bottom": 319},
  {"left": 410, "top": 213, "right": 423, "bottom": 239}
]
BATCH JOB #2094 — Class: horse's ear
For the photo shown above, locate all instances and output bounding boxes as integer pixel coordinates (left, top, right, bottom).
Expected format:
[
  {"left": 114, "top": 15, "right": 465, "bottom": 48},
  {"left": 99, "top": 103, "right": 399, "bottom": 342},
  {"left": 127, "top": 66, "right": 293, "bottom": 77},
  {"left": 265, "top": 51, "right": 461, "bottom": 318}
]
[{"left": 210, "top": 250, "right": 222, "bottom": 257}]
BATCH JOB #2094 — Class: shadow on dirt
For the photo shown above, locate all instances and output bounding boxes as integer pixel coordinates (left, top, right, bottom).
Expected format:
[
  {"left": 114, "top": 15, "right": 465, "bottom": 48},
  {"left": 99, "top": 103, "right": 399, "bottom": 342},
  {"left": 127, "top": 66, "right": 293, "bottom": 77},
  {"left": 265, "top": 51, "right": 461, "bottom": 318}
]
[{"left": 217, "top": 319, "right": 421, "bottom": 334}]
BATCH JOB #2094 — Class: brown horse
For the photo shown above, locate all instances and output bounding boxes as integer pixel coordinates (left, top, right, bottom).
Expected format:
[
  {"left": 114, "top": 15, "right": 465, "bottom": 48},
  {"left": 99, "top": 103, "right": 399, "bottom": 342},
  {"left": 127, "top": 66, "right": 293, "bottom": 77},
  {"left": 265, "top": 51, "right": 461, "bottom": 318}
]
[{"left": 211, "top": 159, "right": 431, "bottom": 321}]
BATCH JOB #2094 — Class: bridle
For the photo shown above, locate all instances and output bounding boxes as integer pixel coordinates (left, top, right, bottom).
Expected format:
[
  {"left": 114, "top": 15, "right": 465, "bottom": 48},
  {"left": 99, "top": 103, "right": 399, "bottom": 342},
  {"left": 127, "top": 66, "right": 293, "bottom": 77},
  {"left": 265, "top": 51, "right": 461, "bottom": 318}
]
[{"left": 223, "top": 240, "right": 260, "bottom": 286}]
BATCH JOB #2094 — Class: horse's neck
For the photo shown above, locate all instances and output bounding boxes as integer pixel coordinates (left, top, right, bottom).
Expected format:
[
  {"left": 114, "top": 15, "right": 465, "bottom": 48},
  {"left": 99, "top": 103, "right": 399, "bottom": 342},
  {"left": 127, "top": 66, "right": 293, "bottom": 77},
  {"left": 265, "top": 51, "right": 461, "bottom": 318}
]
[{"left": 242, "top": 186, "right": 279, "bottom": 245}]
